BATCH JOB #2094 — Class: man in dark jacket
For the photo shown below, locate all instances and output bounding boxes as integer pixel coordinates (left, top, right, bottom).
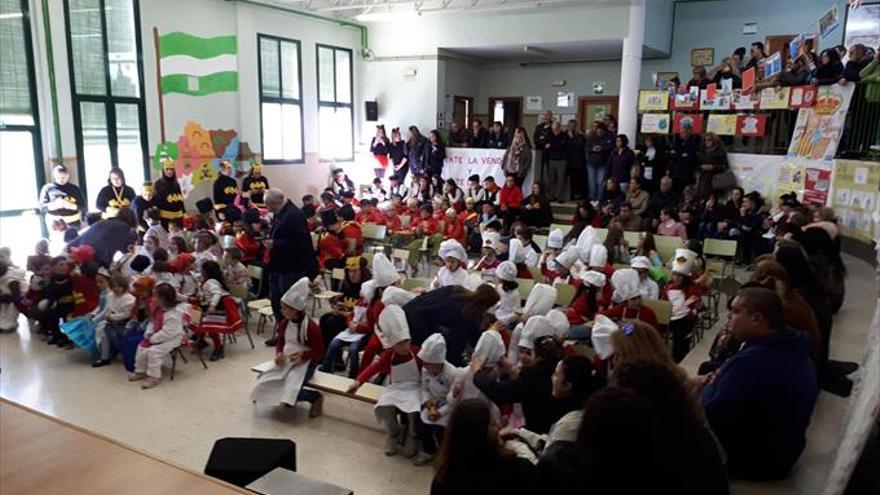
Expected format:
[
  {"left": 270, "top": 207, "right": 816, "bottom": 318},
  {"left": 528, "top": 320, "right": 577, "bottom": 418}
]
[
  {"left": 700, "top": 287, "right": 818, "bottom": 481},
  {"left": 264, "top": 188, "right": 319, "bottom": 329},
  {"left": 467, "top": 120, "right": 490, "bottom": 148},
  {"left": 566, "top": 120, "right": 587, "bottom": 201},
  {"left": 488, "top": 121, "right": 509, "bottom": 149},
  {"left": 447, "top": 120, "right": 468, "bottom": 148},
  {"left": 669, "top": 124, "right": 701, "bottom": 194},
  {"left": 647, "top": 176, "right": 679, "bottom": 223}
]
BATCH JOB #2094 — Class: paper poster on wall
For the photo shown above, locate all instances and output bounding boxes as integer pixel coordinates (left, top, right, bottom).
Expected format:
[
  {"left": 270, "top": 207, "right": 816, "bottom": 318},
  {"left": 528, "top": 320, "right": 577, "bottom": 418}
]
[
  {"left": 788, "top": 83, "right": 856, "bottom": 164},
  {"left": 803, "top": 167, "right": 831, "bottom": 205},
  {"left": 700, "top": 88, "right": 731, "bottom": 110},
  {"left": 640, "top": 113, "right": 671, "bottom": 133},
  {"left": 706, "top": 114, "right": 737, "bottom": 135},
  {"left": 672, "top": 113, "right": 704, "bottom": 134},
  {"left": 526, "top": 96, "right": 543, "bottom": 112},
  {"left": 759, "top": 87, "right": 791, "bottom": 109},
  {"left": 819, "top": 5, "right": 839, "bottom": 39},
  {"left": 728, "top": 153, "right": 781, "bottom": 197},
  {"left": 732, "top": 89, "right": 759, "bottom": 110},
  {"left": 830, "top": 159, "right": 880, "bottom": 242},
  {"left": 789, "top": 85, "right": 817, "bottom": 109},
  {"left": 672, "top": 87, "right": 699, "bottom": 110},
  {"left": 638, "top": 90, "right": 669, "bottom": 111},
  {"left": 790, "top": 33, "right": 806, "bottom": 59},
  {"left": 776, "top": 162, "right": 805, "bottom": 197},
  {"left": 736, "top": 114, "right": 767, "bottom": 136}
]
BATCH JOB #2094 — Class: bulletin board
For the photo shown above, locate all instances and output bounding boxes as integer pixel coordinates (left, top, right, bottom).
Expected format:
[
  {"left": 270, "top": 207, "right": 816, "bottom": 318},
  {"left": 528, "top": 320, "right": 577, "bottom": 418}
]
[{"left": 831, "top": 159, "right": 880, "bottom": 242}]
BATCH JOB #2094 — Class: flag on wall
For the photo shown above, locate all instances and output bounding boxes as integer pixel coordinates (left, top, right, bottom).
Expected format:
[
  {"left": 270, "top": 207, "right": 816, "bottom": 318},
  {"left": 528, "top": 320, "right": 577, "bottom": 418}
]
[{"left": 158, "top": 32, "right": 238, "bottom": 96}]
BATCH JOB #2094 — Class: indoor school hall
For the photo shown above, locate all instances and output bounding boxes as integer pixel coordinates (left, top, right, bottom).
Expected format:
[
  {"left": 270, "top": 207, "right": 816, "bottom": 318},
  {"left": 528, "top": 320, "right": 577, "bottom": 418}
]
[{"left": 1, "top": 1, "right": 880, "bottom": 494}]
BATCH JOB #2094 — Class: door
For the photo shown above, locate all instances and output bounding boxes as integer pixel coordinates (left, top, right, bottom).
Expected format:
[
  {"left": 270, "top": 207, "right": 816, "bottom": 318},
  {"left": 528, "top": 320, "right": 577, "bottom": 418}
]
[
  {"left": 487, "top": 97, "right": 523, "bottom": 130},
  {"left": 578, "top": 97, "right": 618, "bottom": 132},
  {"left": 452, "top": 96, "right": 473, "bottom": 126}
]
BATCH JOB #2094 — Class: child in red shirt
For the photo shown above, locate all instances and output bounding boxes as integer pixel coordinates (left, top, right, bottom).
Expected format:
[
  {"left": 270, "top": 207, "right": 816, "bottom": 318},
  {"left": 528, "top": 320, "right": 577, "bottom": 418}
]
[
  {"left": 442, "top": 208, "right": 466, "bottom": 245},
  {"left": 499, "top": 173, "right": 523, "bottom": 228}
]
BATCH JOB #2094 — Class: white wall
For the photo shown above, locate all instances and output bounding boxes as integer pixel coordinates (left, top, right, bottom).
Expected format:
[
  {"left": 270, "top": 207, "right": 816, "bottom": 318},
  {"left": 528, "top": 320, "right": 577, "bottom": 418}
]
[{"left": 439, "top": 57, "right": 480, "bottom": 124}]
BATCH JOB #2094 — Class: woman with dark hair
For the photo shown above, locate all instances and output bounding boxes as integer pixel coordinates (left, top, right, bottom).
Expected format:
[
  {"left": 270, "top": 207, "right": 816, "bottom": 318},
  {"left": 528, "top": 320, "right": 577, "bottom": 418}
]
[
  {"left": 96, "top": 168, "right": 136, "bottom": 219},
  {"left": 425, "top": 130, "right": 446, "bottom": 179},
  {"left": 502, "top": 127, "right": 533, "bottom": 186},
  {"left": 564, "top": 201, "right": 601, "bottom": 244},
  {"left": 521, "top": 182, "right": 553, "bottom": 227},
  {"left": 405, "top": 126, "right": 429, "bottom": 177},
  {"left": 639, "top": 134, "right": 667, "bottom": 194},
  {"left": 388, "top": 127, "right": 409, "bottom": 181},
  {"left": 696, "top": 132, "right": 730, "bottom": 200},
  {"left": 154, "top": 161, "right": 185, "bottom": 227},
  {"left": 241, "top": 164, "right": 270, "bottom": 209},
  {"left": 600, "top": 178, "right": 625, "bottom": 212},
  {"left": 431, "top": 399, "right": 537, "bottom": 495},
  {"left": 811, "top": 48, "right": 844, "bottom": 85},
  {"left": 66, "top": 207, "right": 139, "bottom": 268},
  {"left": 369, "top": 124, "right": 390, "bottom": 179},
  {"left": 402, "top": 284, "right": 500, "bottom": 366}
]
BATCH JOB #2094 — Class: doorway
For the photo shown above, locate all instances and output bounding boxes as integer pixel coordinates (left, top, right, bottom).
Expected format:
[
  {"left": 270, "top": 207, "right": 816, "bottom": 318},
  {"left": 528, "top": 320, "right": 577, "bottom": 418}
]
[
  {"left": 452, "top": 96, "right": 474, "bottom": 127},
  {"left": 577, "top": 96, "right": 618, "bottom": 132},
  {"left": 487, "top": 97, "right": 523, "bottom": 130}
]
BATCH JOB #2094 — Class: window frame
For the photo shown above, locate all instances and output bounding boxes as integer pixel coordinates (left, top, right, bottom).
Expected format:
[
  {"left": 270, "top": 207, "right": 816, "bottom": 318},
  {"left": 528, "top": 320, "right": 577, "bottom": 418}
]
[
  {"left": 257, "top": 33, "right": 305, "bottom": 165},
  {"left": 0, "top": 0, "right": 46, "bottom": 220},
  {"left": 316, "top": 43, "right": 354, "bottom": 162},
  {"left": 62, "top": 0, "right": 149, "bottom": 202}
]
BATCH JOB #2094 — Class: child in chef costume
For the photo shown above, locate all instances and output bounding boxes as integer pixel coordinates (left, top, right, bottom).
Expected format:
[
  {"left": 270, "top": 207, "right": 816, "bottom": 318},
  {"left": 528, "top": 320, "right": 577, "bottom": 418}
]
[
  {"left": 630, "top": 256, "right": 660, "bottom": 300},
  {"left": 350, "top": 253, "right": 402, "bottom": 374},
  {"left": 494, "top": 261, "right": 521, "bottom": 329},
  {"left": 431, "top": 239, "right": 469, "bottom": 289},
  {"left": 450, "top": 327, "right": 507, "bottom": 404},
  {"left": 128, "top": 283, "right": 185, "bottom": 389},
  {"left": 538, "top": 228, "right": 565, "bottom": 281},
  {"left": 349, "top": 305, "right": 422, "bottom": 458},
  {"left": 0, "top": 248, "right": 26, "bottom": 333},
  {"left": 547, "top": 245, "right": 581, "bottom": 287},
  {"left": 250, "top": 277, "right": 326, "bottom": 417},
  {"left": 507, "top": 283, "right": 557, "bottom": 365},
  {"left": 413, "top": 333, "right": 463, "bottom": 466},
  {"left": 473, "top": 232, "right": 501, "bottom": 281},
  {"left": 662, "top": 248, "right": 704, "bottom": 363},
  {"left": 565, "top": 270, "right": 607, "bottom": 340}
]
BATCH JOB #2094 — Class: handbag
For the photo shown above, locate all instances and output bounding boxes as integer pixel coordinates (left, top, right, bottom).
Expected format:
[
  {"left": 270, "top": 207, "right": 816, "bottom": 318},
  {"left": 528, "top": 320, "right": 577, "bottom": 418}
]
[{"left": 711, "top": 168, "right": 737, "bottom": 190}]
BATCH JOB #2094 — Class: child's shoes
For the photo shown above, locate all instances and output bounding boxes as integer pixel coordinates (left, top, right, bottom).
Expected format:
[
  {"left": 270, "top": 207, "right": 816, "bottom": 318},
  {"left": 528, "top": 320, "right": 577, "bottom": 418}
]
[{"left": 128, "top": 372, "right": 147, "bottom": 382}]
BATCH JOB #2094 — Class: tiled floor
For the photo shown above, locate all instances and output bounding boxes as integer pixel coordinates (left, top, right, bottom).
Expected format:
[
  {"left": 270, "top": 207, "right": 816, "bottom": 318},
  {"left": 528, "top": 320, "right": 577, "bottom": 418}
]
[{"left": 0, "top": 254, "right": 874, "bottom": 495}]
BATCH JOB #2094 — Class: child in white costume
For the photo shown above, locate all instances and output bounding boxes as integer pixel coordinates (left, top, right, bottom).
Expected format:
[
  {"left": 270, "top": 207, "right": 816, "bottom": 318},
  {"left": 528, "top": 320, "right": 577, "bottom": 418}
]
[
  {"left": 507, "top": 283, "right": 557, "bottom": 365},
  {"left": 432, "top": 239, "right": 469, "bottom": 289},
  {"left": 494, "top": 261, "right": 521, "bottom": 328},
  {"left": 129, "top": 283, "right": 185, "bottom": 389},
  {"left": 413, "top": 333, "right": 464, "bottom": 466}
]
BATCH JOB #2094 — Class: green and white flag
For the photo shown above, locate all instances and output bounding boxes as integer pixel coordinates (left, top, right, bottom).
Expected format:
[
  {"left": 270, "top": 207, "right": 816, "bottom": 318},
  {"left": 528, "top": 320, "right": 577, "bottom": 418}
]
[{"left": 159, "top": 32, "right": 238, "bottom": 96}]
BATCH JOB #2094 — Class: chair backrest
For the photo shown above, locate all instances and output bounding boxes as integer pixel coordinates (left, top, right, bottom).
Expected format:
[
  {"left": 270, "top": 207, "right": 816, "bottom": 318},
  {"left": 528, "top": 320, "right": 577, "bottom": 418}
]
[
  {"left": 400, "top": 215, "right": 411, "bottom": 229},
  {"left": 641, "top": 298, "right": 672, "bottom": 326},
  {"left": 363, "top": 252, "right": 375, "bottom": 266},
  {"left": 654, "top": 235, "right": 684, "bottom": 265},
  {"left": 229, "top": 284, "right": 248, "bottom": 301},
  {"left": 623, "top": 231, "right": 642, "bottom": 248},
  {"left": 392, "top": 248, "right": 410, "bottom": 262},
  {"left": 553, "top": 283, "right": 577, "bottom": 307},
  {"left": 593, "top": 228, "right": 608, "bottom": 242},
  {"left": 612, "top": 263, "right": 631, "bottom": 271},
  {"left": 527, "top": 265, "right": 545, "bottom": 283},
  {"left": 247, "top": 264, "right": 263, "bottom": 280},
  {"left": 362, "top": 223, "right": 387, "bottom": 241},
  {"left": 516, "top": 278, "right": 535, "bottom": 300},
  {"left": 331, "top": 268, "right": 345, "bottom": 281},
  {"left": 533, "top": 235, "right": 548, "bottom": 251},
  {"left": 703, "top": 238, "right": 738, "bottom": 258},
  {"left": 550, "top": 223, "right": 572, "bottom": 235},
  {"left": 402, "top": 278, "right": 430, "bottom": 291}
]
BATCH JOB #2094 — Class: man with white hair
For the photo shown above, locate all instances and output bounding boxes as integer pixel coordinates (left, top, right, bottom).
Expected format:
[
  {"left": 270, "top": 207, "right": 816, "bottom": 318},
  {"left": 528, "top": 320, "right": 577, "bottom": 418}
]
[{"left": 263, "top": 188, "right": 319, "bottom": 345}]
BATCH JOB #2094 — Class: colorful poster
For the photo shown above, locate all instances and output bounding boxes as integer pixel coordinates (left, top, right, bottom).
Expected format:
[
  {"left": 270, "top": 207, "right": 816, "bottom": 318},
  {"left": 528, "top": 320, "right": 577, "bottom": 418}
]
[
  {"left": 742, "top": 67, "right": 756, "bottom": 94},
  {"left": 672, "top": 113, "right": 704, "bottom": 134},
  {"left": 787, "top": 83, "right": 856, "bottom": 164},
  {"left": 640, "top": 113, "right": 671, "bottom": 133},
  {"left": 706, "top": 114, "right": 737, "bottom": 135},
  {"left": 638, "top": 90, "right": 669, "bottom": 111},
  {"left": 776, "top": 162, "right": 806, "bottom": 197},
  {"left": 790, "top": 33, "right": 806, "bottom": 59},
  {"left": 803, "top": 167, "right": 831, "bottom": 205},
  {"left": 830, "top": 159, "right": 880, "bottom": 242},
  {"left": 789, "top": 85, "right": 817, "bottom": 109},
  {"left": 443, "top": 148, "right": 535, "bottom": 193},
  {"left": 819, "top": 5, "right": 839, "bottom": 39},
  {"left": 700, "top": 89, "right": 731, "bottom": 110},
  {"left": 672, "top": 86, "right": 699, "bottom": 110},
  {"left": 764, "top": 52, "right": 782, "bottom": 78},
  {"left": 759, "top": 87, "right": 791, "bottom": 109},
  {"left": 732, "top": 89, "right": 759, "bottom": 110},
  {"left": 736, "top": 114, "right": 768, "bottom": 136},
  {"left": 158, "top": 32, "right": 238, "bottom": 96}
]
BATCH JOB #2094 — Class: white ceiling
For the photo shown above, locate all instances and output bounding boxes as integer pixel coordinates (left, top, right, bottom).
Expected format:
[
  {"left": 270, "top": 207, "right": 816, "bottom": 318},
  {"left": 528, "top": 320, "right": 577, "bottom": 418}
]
[
  {"left": 264, "top": 0, "right": 616, "bottom": 20},
  {"left": 442, "top": 40, "right": 666, "bottom": 64}
]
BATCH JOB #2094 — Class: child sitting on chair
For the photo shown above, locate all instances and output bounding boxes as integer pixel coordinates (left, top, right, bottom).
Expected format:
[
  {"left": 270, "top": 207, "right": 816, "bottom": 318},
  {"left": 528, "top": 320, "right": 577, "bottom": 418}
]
[
  {"left": 431, "top": 239, "right": 468, "bottom": 289},
  {"left": 93, "top": 273, "right": 137, "bottom": 367},
  {"left": 193, "top": 260, "right": 238, "bottom": 362},
  {"left": 129, "top": 283, "right": 185, "bottom": 389},
  {"left": 222, "top": 246, "right": 249, "bottom": 290}
]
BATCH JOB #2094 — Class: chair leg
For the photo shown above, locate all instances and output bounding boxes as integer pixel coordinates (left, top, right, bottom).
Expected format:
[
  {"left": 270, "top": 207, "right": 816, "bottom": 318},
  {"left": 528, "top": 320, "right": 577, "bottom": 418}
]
[
  {"left": 170, "top": 349, "right": 177, "bottom": 381},
  {"left": 243, "top": 324, "right": 255, "bottom": 349},
  {"left": 195, "top": 348, "right": 208, "bottom": 370}
]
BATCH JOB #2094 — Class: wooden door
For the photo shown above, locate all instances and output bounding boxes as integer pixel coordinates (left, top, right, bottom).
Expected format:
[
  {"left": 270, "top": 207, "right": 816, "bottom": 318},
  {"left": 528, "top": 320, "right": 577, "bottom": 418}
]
[
  {"left": 487, "top": 97, "right": 524, "bottom": 129},
  {"left": 577, "top": 96, "right": 618, "bottom": 132},
  {"left": 766, "top": 35, "right": 795, "bottom": 65},
  {"left": 452, "top": 96, "right": 473, "bottom": 126}
]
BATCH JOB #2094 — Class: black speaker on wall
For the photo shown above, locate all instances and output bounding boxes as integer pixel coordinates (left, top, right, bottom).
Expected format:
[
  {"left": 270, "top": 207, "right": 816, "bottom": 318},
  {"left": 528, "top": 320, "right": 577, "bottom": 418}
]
[{"left": 365, "top": 101, "right": 378, "bottom": 121}]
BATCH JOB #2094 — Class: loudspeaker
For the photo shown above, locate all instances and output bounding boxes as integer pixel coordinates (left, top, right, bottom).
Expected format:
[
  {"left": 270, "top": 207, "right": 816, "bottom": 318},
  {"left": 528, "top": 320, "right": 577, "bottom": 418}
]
[{"left": 365, "top": 101, "right": 378, "bottom": 121}]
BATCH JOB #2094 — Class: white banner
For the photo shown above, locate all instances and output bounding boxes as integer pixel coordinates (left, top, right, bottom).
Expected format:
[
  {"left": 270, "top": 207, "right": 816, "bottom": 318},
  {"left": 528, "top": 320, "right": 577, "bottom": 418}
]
[
  {"left": 787, "top": 83, "right": 855, "bottom": 166},
  {"left": 441, "top": 148, "right": 535, "bottom": 193}
]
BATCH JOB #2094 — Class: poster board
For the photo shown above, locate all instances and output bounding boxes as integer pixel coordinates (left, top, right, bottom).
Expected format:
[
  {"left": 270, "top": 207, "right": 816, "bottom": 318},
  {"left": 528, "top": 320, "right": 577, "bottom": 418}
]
[
  {"left": 831, "top": 159, "right": 880, "bottom": 243},
  {"left": 788, "top": 84, "right": 856, "bottom": 165},
  {"left": 706, "top": 114, "right": 737, "bottom": 135},
  {"left": 638, "top": 90, "right": 669, "bottom": 111},
  {"left": 759, "top": 87, "right": 791, "bottom": 109},
  {"left": 640, "top": 113, "right": 671, "bottom": 134}
]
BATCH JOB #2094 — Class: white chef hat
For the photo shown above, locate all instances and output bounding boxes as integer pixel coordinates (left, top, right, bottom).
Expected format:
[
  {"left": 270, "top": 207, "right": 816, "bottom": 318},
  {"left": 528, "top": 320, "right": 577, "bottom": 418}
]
[
  {"left": 438, "top": 239, "right": 468, "bottom": 263},
  {"left": 555, "top": 246, "right": 581, "bottom": 270},
  {"left": 576, "top": 227, "right": 596, "bottom": 262},
  {"left": 445, "top": 207, "right": 457, "bottom": 218},
  {"left": 376, "top": 305, "right": 411, "bottom": 348},
  {"left": 630, "top": 256, "right": 652, "bottom": 270},
  {"left": 482, "top": 231, "right": 501, "bottom": 251},
  {"left": 360, "top": 279, "right": 377, "bottom": 301},
  {"left": 222, "top": 235, "right": 235, "bottom": 249},
  {"left": 372, "top": 253, "right": 399, "bottom": 288},
  {"left": 417, "top": 333, "right": 447, "bottom": 364},
  {"left": 591, "top": 314, "right": 620, "bottom": 360},
  {"left": 589, "top": 244, "right": 608, "bottom": 268},
  {"left": 545, "top": 309, "right": 570, "bottom": 340},
  {"left": 581, "top": 270, "right": 607, "bottom": 287},
  {"left": 463, "top": 272, "right": 484, "bottom": 291},
  {"left": 379, "top": 201, "right": 394, "bottom": 212},
  {"left": 508, "top": 238, "right": 526, "bottom": 263},
  {"left": 519, "top": 315, "right": 558, "bottom": 350},
  {"left": 496, "top": 260, "right": 518, "bottom": 282},
  {"left": 281, "top": 277, "right": 311, "bottom": 311},
  {"left": 611, "top": 268, "right": 641, "bottom": 302},
  {"left": 671, "top": 248, "right": 698, "bottom": 275},
  {"left": 382, "top": 285, "right": 415, "bottom": 306},
  {"left": 547, "top": 229, "right": 564, "bottom": 249},
  {"left": 524, "top": 283, "right": 557, "bottom": 316},
  {"left": 473, "top": 329, "right": 506, "bottom": 367}
]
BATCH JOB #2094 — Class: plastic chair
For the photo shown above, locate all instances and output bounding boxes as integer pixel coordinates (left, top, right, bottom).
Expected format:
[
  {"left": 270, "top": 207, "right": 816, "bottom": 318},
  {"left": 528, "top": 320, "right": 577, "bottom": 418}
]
[
  {"left": 533, "top": 235, "right": 548, "bottom": 251},
  {"left": 527, "top": 265, "right": 545, "bottom": 283},
  {"left": 228, "top": 285, "right": 255, "bottom": 349},
  {"left": 516, "top": 278, "right": 535, "bottom": 300},
  {"left": 170, "top": 336, "right": 208, "bottom": 380},
  {"left": 553, "top": 283, "right": 577, "bottom": 307},
  {"left": 402, "top": 277, "right": 430, "bottom": 292},
  {"left": 654, "top": 235, "right": 684, "bottom": 265},
  {"left": 593, "top": 228, "right": 608, "bottom": 242}
]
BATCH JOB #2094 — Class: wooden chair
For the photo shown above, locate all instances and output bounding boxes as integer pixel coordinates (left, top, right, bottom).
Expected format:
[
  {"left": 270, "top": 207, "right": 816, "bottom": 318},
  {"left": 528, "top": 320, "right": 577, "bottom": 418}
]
[
  {"left": 553, "top": 283, "right": 577, "bottom": 307},
  {"left": 516, "top": 278, "right": 535, "bottom": 300}
]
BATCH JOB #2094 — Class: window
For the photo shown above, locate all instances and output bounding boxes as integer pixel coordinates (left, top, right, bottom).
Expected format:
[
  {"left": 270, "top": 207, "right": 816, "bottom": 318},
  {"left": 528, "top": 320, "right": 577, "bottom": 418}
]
[
  {"left": 258, "top": 34, "right": 303, "bottom": 163},
  {"left": 0, "top": 0, "right": 46, "bottom": 261},
  {"left": 64, "top": 0, "right": 148, "bottom": 207},
  {"left": 316, "top": 44, "right": 353, "bottom": 162}
]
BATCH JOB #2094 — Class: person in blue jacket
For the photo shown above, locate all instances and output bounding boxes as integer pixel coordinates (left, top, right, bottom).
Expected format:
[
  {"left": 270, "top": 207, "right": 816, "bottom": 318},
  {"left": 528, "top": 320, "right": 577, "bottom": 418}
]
[{"left": 700, "top": 287, "right": 818, "bottom": 481}]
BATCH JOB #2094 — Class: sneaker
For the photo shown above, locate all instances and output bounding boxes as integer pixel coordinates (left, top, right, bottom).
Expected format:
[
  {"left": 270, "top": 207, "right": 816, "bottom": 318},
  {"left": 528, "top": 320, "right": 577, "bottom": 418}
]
[
  {"left": 209, "top": 347, "right": 225, "bottom": 362},
  {"left": 128, "top": 372, "right": 147, "bottom": 382},
  {"left": 91, "top": 359, "right": 111, "bottom": 368},
  {"left": 412, "top": 451, "right": 435, "bottom": 466},
  {"left": 141, "top": 377, "right": 161, "bottom": 389},
  {"left": 308, "top": 394, "right": 324, "bottom": 418},
  {"left": 820, "top": 373, "right": 853, "bottom": 397}
]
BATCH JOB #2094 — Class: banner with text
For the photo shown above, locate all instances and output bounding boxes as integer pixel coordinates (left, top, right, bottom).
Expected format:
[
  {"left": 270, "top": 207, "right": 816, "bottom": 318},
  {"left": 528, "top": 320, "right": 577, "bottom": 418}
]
[{"left": 442, "top": 148, "right": 535, "bottom": 193}]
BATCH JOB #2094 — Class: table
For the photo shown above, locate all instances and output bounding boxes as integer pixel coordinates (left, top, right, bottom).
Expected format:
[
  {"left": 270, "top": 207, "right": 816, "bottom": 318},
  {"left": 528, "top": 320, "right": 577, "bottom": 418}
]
[
  {"left": 246, "top": 468, "right": 353, "bottom": 495},
  {"left": 0, "top": 398, "right": 250, "bottom": 495}
]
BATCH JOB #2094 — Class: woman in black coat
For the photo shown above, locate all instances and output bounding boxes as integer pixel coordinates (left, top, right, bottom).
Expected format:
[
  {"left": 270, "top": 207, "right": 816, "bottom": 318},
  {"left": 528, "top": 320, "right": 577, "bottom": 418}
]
[
  {"left": 520, "top": 181, "right": 553, "bottom": 227},
  {"left": 388, "top": 127, "right": 408, "bottom": 181},
  {"left": 404, "top": 125, "right": 429, "bottom": 177},
  {"left": 95, "top": 168, "right": 136, "bottom": 219},
  {"left": 811, "top": 49, "right": 844, "bottom": 86},
  {"left": 426, "top": 129, "right": 446, "bottom": 179}
]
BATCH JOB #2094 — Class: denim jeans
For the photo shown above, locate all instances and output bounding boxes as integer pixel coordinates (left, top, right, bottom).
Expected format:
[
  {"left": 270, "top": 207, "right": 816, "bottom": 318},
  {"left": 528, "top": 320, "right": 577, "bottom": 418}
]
[
  {"left": 320, "top": 335, "right": 368, "bottom": 378},
  {"left": 298, "top": 362, "right": 320, "bottom": 403},
  {"left": 587, "top": 165, "right": 605, "bottom": 201},
  {"left": 100, "top": 320, "right": 129, "bottom": 360},
  {"left": 270, "top": 272, "right": 303, "bottom": 321}
]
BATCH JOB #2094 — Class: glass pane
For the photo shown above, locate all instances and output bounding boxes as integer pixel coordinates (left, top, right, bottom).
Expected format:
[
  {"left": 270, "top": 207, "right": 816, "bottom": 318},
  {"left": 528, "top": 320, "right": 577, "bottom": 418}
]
[
  {"left": 319, "top": 106, "right": 334, "bottom": 159},
  {"left": 0, "top": 0, "right": 33, "bottom": 125},
  {"left": 334, "top": 49, "right": 351, "bottom": 104},
  {"left": 280, "top": 41, "right": 299, "bottom": 100},
  {"left": 319, "top": 106, "right": 353, "bottom": 161},
  {"left": 281, "top": 103, "right": 302, "bottom": 161},
  {"left": 69, "top": 0, "right": 107, "bottom": 95},
  {"left": 80, "top": 101, "right": 111, "bottom": 207},
  {"left": 115, "top": 103, "right": 145, "bottom": 189},
  {"left": 0, "top": 130, "right": 39, "bottom": 211},
  {"left": 336, "top": 106, "right": 353, "bottom": 160},
  {"left": 318, "top": 47, "right": 335, "bottom": 102},
  {"left": 0, "top": 214, "right": 43, "bottom": 267},
  {"left": 260, "top": 37, "right": 280, "bottom": 98},
  {"left": 261, "top": 102, "right": 282, "bottom": 160},
  {"left": 105, "top": 0, "right": 139, "bottom": 97}
]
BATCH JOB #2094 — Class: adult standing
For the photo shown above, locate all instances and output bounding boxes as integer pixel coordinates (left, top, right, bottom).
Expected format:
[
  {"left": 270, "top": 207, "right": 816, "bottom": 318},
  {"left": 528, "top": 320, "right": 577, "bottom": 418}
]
[
  {"left": 502, "top": 127, "right": 532, "bottom": 187},
  {"left": 743, "top": 41, "right": 766, "bottom": 71},
  {"left": 153, "top": 160, "right": 185, "bottom": 227},
  {"left": 95, "top": 168, "right": 135, "bottom": 219},
  {"left": 533, "top": 110, "right": 553, "bottom": 181},
  {"left": 696, "top": 132, "right": 729, "bottom": 200},
  {"left": 426, "top": 130, "right": 446, "bottom": 179},
  {"left": 212, "top": 160, "right": 239, "bottom": 221},
  {"left": 607, "top": 134, "right": 636, "bottom": 188},
  {"left": 242, "top": 164, "right": 270, "bottom": 209},
  {"left": 388, "top": 127, "right": 409, "bottom": 182},
  {"left": 586, "top": 122, "right": 613, "bottom": 201},
  {"left": 669, "top": 124, "right": 701, "bottom": 194},
  {"left": 40, "top": 164, "right": 86, "bottom": 233},
  {"left": 545, "top": 122, "right": 570, "bottom": 202},
  {"left": 565, "top": 120, "right": 587, "bottom": 201},
  {"left": 405, "top": 126, "right": 429, "bottom": 178},
  {"left": 263, "top": 188, "right": 319, "bottom": 326},
  {"left": 638, "top": 133, "right": 667, "bottom": 194},
  {"left": 66, "top": 207, "right": 139, "bottom": 267},
  {"left": 369, "top": 124, "right": 391, "bottom": 179}
]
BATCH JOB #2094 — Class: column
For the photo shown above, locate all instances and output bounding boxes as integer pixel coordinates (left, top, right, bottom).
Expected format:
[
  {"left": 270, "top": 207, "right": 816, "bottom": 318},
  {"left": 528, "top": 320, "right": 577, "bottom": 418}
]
[{"left": 618, "top": 0, "right": 645, "bottom": 141}]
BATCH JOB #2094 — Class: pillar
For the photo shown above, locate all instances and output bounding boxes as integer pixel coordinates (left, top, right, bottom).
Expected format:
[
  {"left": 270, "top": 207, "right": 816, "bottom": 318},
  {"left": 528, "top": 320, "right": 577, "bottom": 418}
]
[{"left": 618, "top": 0, "right": 645, "bottom": 142}]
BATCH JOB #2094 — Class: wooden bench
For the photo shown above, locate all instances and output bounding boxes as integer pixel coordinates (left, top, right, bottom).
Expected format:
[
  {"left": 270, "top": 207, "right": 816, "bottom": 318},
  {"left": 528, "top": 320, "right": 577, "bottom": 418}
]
[{"left": 250, "top": 363, "right": 384, "bottom": 404}]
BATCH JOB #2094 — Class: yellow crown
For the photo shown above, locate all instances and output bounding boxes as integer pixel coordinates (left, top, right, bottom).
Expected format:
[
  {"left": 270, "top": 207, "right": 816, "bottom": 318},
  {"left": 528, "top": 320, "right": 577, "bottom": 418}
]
[{"left": 814, "top": 95, "right": 841, "bottom": 116}]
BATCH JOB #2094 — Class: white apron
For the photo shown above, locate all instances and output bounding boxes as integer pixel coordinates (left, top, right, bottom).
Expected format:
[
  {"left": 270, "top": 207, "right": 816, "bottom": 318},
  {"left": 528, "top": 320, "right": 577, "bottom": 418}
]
[
  {"left": 249, "top": 319, "right": 312, "bottom": 406},
  {"left": 375, "top": 354, "right": 422, "bottom": 414},
  {"left": 419, "top": 364, "right": 460, "bottom": 427},
  {"left": 0, "top": 267, "right": 25, "bottom": 331}
]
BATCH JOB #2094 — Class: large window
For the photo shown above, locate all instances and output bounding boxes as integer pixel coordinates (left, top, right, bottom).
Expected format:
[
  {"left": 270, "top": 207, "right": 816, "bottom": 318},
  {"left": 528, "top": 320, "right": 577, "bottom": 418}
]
[
  {"left": 258, "top": 34, "right": 303, "bottom": 163},
  {"left": 64, "top": 0, "right": 148, "bottom": 208},
  {"left": 316, "top": 44, "right": 353, "bottom": 162},
  {"left": 0, "top": 0, "right": 46, "bottom": 263}
]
